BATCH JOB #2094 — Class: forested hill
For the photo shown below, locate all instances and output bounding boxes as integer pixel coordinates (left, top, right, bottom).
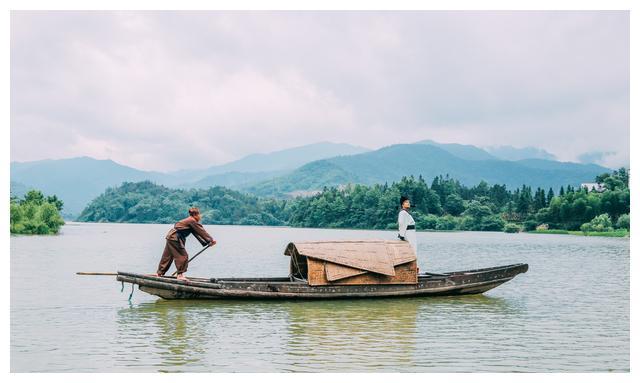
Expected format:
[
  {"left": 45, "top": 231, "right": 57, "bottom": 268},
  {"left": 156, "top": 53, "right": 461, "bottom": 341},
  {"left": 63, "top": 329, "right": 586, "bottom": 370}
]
[
  {"left": 78, "top": 169, "right": 630, "bottom": 234},
  {"left": 77, "top": 181, "right": 289, "bottom": 226}
]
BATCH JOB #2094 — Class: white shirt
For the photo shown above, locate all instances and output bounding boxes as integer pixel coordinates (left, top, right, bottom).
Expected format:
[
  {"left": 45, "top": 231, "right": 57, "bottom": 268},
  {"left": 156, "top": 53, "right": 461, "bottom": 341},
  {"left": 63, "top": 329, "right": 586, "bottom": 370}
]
[{"left": 398, "top": 209, "right": 417, "bottom": 255}]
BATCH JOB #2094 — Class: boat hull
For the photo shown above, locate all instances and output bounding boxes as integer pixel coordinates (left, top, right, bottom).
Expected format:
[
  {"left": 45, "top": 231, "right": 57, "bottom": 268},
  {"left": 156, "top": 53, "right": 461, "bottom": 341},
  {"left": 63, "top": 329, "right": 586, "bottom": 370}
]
[{"left": 116, "top": 263, "right": 528, "bottom": 300}]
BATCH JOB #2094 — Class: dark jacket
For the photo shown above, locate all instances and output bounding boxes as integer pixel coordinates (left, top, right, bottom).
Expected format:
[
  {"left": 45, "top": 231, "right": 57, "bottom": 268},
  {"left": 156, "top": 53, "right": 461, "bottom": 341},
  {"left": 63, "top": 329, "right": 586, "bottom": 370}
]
[{"left": 165, "top": 216, "right": 214, "bottom": 248}]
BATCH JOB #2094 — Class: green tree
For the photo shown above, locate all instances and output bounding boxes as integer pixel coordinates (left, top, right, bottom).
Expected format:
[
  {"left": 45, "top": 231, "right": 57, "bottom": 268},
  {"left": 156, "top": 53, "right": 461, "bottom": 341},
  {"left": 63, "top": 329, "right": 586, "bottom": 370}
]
[
  {"left": 435, "top": 215, "right": 458, "bottom": 230},
  {"left": 46, "top": 195, "right": 64, "bottom": 212},
  {"left": 461, "top": 200, "right": 502, "bottom": 231},
  {"left": 39, "top": 203, "right": 65, "bottom": 230},
  {"left": 616, "top": 214, "right": 630, "bottom": 230},
  {"left": 444, "top": 194, "right": 465, "bottom": 216},
  {"left": 516, "top": 185, "right": 533, "bottom": 218},
  {"left": 478, "top": 215, "right": 506, "bottom": 231},
  {"left": 23, "top": 190, "right": 45, "bottom": 205},
  {"left": 581, "top": 213, "right": 613, "bottom": 232},
  {"left": 596, "top": 167, "right": 628, "bottom": 191},
  {"left": 547, "top": 188, "right": 555, "bottom": 206},
  {"left": 10, "top": 191, "right": 65, "bottom": 235},
  {"left": 418, "top": 214, "right": 439, "bottom": 230},
  {"left": 533, "top": 188, "right": 546, "bottom": 211}
]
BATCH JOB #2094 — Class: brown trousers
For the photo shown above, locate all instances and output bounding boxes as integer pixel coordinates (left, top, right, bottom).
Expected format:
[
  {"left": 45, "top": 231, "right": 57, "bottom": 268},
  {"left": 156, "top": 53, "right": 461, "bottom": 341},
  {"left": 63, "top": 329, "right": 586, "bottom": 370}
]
[{"left": 157, "top": 239, "right": 189, "bottom": 276}]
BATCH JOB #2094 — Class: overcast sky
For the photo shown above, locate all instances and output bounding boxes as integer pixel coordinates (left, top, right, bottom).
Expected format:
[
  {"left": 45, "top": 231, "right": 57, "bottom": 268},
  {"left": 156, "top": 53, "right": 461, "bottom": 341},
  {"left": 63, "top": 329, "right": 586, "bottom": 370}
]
[{"left": 10, "top": 11, "right": 629, "bottom": 171}]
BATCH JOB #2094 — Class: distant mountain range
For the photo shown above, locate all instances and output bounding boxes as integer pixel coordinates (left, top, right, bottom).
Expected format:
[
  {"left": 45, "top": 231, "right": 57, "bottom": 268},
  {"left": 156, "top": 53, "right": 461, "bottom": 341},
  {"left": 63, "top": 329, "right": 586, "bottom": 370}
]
[
  {"left": 483, "top": 145, "right": 557, "bottom": 161},
  {"left": 169, "top": 141, "right": 370, "bottom": 185},
  {"left": 416, "top": 140, "right": 558, "bottom": 162},
  {"left": 10, "top": 181, "right": 30, "bottom": 199},
  {"left": 415, "top": 140, "right": 498, "bottom": 161},
  {"left": 10, "top": 142, "right": 369, "bottom": 217},
  {"left": 11, "top": 140, "right": 611, "bottom": 218},
  {"left": 244, "top": 144, "right": 608, "bottom": 198},
  {"left": 10, "top": 157, "right": 169, "bottom": 218}
]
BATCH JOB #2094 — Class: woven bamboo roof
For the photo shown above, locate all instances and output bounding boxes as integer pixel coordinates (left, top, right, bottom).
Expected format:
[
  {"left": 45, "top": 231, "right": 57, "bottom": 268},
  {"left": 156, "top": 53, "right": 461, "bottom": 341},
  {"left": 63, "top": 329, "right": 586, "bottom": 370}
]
[{"left": 284, "top": 240, "right": 416, "bottom": 278}]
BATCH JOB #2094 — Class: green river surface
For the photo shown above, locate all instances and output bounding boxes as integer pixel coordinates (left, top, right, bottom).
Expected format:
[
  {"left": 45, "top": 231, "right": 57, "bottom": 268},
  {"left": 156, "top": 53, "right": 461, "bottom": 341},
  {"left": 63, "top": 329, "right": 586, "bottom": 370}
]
[{"left": 10, "top": 222, "right": 629, "bottom": 372}]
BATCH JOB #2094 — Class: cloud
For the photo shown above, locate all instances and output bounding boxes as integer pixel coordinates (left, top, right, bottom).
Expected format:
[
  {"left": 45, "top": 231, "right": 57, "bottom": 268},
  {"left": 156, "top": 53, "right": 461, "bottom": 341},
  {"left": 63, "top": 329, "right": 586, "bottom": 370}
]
[{"left": 10, "top": 11, "right": 630, "bottom": 171}]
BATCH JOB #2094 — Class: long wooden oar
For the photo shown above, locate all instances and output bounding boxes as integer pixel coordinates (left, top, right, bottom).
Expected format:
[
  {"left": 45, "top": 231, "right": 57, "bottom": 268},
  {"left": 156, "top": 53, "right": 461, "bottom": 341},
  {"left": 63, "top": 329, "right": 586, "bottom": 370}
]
[
  {"left": 76, "top": 272, "right": 118, "bottom": 276},
  {"left": 76, "top": 244, "right": 213, "bottom": 277},
  {"left": 171, "top": 243, "right": 213, "bottom": 276}
]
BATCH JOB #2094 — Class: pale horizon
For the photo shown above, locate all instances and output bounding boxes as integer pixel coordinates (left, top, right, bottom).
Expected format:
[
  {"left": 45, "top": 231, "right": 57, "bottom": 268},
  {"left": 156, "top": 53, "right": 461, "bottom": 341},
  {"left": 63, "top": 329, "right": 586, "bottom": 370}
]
[{"left": 9, "top": 138, "right": 620, "bottom": 174}]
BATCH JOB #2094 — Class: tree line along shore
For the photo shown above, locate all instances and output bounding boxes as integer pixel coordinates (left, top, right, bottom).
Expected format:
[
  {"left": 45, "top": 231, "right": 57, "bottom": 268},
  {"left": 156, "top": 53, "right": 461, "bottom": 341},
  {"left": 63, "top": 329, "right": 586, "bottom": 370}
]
[
  {"left": 10, "top": 168, "right": 629, "bottom": 236},
  {"left": 65, "top": 167, "right": 629, "bottom": 237}
]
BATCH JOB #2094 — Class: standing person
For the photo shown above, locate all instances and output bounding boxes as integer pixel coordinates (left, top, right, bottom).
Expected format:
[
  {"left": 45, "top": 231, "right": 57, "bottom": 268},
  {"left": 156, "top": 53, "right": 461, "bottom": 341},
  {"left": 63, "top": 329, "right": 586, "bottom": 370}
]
[
  {"left": 398, "top": 196, "right": 417, "bottom": 255},
  {"left": 155, "top": 207, "right": 216, "bottom": 280}
]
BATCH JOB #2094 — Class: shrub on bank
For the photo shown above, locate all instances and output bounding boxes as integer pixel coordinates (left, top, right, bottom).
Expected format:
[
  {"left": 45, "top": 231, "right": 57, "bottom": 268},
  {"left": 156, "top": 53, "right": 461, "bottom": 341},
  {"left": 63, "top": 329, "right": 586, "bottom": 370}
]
[
  {"left": 580, "top": 213, "right": 614, "bottom": 233},
  {"left": 504, "top": 223, "right": 521, "bottom": 233},
  {"left": 579, "top": 230, "right": 629, "bottom": 237},
  {"left": 616, "top": 214, "right": 630, "bottom": 230},
  {"left": 531, "top": 229, "right": 569, "bottom": 234},
  {"left": 522, "top": 220, "right": 539, "bottom": 232},
  {"left": 531, "top": 229, "right": 628, "bottom": 237},
  {"left": 435, "top": 215, "right": 458, "bottom": 231}
]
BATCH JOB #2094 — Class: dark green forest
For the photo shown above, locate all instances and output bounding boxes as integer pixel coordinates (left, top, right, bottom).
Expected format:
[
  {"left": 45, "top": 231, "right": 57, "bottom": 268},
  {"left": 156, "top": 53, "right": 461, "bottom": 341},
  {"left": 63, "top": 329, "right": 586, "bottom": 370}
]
[
  {"left": 78, "top": 168, "right": 630, "bottom": 234},
  {"left": 77, "top": 182, "right": 287, "bottom": 226}
]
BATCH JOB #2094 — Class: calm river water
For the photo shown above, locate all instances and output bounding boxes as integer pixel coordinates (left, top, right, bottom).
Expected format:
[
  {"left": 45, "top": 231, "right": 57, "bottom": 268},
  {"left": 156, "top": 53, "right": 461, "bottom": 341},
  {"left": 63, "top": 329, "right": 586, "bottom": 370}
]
[{"left": 10, "top": 222, "right": 629, "bottom": 372}]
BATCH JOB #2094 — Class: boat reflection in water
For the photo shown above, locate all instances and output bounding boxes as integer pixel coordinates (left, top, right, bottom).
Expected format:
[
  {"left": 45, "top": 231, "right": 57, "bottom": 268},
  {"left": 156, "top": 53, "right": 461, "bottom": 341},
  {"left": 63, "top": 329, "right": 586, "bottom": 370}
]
[{"left": 114, "top": 294, "right": 518, "bottom": 372}]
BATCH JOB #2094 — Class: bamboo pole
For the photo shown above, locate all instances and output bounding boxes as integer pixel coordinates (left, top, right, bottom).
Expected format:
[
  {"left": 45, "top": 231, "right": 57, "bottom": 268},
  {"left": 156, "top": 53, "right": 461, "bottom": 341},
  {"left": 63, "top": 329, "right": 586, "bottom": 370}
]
[
  {"left": 76, "top": 272, "right": 118, "bottom": 276},
  {"left": 171, "top": 243, "right": 212, "bottom": 276}
]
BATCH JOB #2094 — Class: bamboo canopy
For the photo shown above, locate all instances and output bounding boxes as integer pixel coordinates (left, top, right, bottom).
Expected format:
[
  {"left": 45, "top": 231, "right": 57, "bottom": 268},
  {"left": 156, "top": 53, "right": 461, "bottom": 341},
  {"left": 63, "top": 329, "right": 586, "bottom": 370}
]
[{"left": 285, "top": 240, "right": 417, "bottom": 285}]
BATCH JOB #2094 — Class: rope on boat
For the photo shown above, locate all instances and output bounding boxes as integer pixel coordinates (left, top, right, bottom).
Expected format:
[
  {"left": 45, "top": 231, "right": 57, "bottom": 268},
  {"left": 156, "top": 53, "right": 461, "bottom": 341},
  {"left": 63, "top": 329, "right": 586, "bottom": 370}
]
[{"left": 120, "top": 281, "right": 134, "bottom": 302}]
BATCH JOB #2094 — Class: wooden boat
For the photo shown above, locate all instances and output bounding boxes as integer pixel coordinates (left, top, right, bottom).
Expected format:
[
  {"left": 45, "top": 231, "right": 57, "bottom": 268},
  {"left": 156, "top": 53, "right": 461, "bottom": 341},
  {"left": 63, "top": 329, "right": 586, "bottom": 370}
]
[{"left": 116, "top": 240, "right": 528, "bottom": 300}]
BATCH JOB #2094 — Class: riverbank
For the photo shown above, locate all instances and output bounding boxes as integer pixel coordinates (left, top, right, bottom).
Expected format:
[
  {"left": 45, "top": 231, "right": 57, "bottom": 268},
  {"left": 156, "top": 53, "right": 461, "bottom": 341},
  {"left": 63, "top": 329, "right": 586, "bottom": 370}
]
[
  {"left": 60, "top": 221, "right": 631, "bottom": 238},
  {"left": 529, "top": 229, "right": 629, "bottom": 237}
]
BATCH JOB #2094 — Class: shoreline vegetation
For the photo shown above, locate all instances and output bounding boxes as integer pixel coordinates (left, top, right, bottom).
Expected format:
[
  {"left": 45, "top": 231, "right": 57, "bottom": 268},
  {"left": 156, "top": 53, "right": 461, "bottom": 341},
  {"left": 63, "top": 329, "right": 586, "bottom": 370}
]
[
  {"left": 529, "top": 229, "right": 629, "bottom": 237},
  {"left": 10, "top": 190, "right": 65, "bottom": 235},
  {"left": 12, "top": 168, "right": 628, "bottom": 237},
  {"left": 57, "top": 221, "right": 631, "bottom": 238},
  {"left": 73, "top": 167, "right": 629, "bottom": 237}
]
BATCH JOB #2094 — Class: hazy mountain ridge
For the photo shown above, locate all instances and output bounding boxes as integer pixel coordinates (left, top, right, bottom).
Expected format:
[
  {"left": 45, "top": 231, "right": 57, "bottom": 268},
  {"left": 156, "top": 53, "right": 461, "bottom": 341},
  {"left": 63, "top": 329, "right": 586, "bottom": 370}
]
[
  {"left": 167, "top": 141, "right": 370, "bottom": 184},
  {"left": 11, "top": 140, "right": 612, "bottom": 217},
  {"left": 181, "top": 170, "right": 288, "bottom": 190},
  {"left": 245, "top": 160, "right": 364, "bottom": 197},
  {"left": 243, "top": 144, "right": 611, "bottom": 198},
  {"left": 484, "top": 145, "right": 558, "bottom": 161},
  {"left": 10, "top": 157, "right": 170, "bottom": 216},
  {"left": 10, "top": 142, "right": 369, "bottom": 216},
  {"left": 415, "top": 139, "right": 498, "bottom": 161},
  {"left": 10, "top": 181, "right": 30, "bottom": 199}
]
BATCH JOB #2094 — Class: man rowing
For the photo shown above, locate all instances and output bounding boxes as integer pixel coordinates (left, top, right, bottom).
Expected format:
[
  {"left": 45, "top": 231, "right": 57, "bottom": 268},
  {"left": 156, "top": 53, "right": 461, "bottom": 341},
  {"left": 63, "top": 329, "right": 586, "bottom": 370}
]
[{"left": 155, "top": 207, "right": 216, "bottom": 280}]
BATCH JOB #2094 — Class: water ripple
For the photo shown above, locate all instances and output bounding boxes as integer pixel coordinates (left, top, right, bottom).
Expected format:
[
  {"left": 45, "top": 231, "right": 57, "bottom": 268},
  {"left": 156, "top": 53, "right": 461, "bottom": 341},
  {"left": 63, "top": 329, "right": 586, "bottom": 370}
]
[{"left": 10, "top": 224, "right": 629, "bottom": 372}]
